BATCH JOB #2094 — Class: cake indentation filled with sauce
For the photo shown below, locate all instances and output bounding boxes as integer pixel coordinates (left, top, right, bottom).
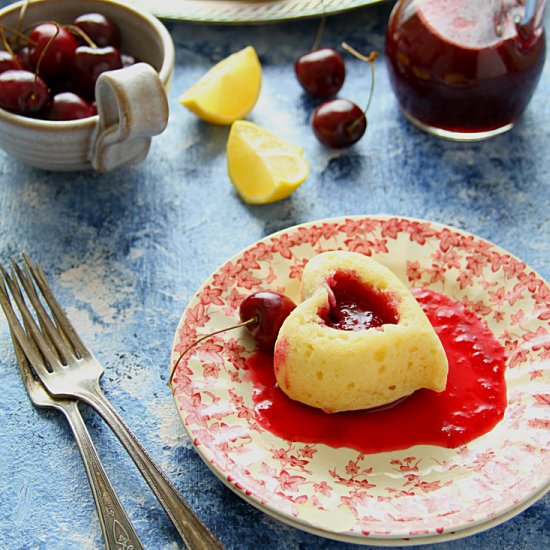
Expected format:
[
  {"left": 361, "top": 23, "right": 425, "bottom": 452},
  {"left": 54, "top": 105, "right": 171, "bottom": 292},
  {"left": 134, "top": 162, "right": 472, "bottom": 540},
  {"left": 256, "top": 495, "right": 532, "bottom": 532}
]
[{"left": 320, "top": 270, "right": 399, "bottom": 331}]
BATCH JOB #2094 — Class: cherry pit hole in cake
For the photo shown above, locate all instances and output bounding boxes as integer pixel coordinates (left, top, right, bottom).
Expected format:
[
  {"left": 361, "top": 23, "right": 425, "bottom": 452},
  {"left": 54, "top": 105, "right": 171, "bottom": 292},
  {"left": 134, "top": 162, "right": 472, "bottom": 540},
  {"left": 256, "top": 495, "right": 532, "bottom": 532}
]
[
  {"left": 245, "top": 288, "right": 507, "bottom": 454},
  {"left": 320, "top": 270, "right": 399, "bottom": 330}
]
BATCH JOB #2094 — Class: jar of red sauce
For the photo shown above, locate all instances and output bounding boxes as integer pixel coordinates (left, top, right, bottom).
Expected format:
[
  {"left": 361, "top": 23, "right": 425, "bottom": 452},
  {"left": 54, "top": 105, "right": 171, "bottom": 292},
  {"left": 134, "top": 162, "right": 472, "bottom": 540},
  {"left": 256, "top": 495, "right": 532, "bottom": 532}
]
[{"left": 385, "top": 0, "right": 546, "bottom": 140}]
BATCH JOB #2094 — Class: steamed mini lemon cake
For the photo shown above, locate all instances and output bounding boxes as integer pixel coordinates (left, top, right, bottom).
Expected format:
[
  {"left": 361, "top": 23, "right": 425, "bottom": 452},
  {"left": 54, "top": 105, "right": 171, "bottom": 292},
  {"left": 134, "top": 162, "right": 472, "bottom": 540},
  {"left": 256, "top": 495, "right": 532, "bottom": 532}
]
[{"left": 273, "top": 251, "right": 448, "bottom": 412}]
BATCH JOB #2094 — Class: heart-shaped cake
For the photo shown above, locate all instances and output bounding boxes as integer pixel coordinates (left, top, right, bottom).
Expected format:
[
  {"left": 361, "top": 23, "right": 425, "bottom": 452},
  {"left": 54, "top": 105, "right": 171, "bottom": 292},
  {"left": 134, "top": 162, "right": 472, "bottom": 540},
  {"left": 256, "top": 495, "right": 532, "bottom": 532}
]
[{"left": 273, "top": 251, "right": 448, "bottom": 412}]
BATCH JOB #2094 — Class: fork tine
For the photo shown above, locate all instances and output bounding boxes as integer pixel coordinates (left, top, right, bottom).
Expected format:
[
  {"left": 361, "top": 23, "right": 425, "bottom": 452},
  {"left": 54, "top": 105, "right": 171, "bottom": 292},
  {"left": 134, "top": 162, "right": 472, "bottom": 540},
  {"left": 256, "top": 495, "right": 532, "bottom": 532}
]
[
  {"left": 10, "top": 325, "right": 40, "bottom": 397},
  {"left": 8, "top": 292, "right": 57, "bottom": 407},
  {"left": 23, "top": 254, "right": 88, "bottom": 357},
  {"left": 0, "top": 272, "right": 52, "bottom": 381},
  {"left": 11, "top": 259, "right": 74, "bottom": 365},
  {"left": 0, "top": 264, "right": 62, "bottom": 375},
  {"left": 7, "top": 276, "right": 49, "bottom": 383}
]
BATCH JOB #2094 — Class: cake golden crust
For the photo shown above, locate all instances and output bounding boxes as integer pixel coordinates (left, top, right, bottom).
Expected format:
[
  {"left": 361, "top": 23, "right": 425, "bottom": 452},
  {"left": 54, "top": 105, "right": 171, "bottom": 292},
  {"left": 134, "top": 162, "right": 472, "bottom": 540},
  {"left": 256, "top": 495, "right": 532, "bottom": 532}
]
[{"left": 273, "top": 251, "right": 449, "bottom": 412}]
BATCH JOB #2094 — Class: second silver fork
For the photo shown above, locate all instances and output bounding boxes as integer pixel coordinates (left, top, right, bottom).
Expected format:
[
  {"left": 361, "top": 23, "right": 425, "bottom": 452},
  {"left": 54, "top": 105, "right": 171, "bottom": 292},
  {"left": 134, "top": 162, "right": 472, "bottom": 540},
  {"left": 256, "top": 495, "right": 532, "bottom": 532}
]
[{"left": 0, "top": 256, "right": 223, "bottom": 550}]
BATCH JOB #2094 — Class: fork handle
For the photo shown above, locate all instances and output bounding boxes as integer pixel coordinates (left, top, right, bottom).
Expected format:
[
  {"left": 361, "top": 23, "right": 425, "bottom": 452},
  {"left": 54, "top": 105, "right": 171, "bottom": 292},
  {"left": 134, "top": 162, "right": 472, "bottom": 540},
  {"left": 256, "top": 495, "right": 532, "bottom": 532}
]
[
  {"left": 80, "top": 386, "right": 224, "bottom": 550},
  {"left": 62, "top": 400, "right": 144, "bottom": 550}
]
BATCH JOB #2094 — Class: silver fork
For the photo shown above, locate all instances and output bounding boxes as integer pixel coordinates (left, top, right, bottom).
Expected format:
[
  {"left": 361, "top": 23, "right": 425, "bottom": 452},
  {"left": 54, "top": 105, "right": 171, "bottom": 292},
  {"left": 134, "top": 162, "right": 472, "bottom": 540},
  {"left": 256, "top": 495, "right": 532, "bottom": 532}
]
[
  {"left": 0, "top": 255, "right": 224, "bottom": 550},
  {"left": 8, "top": 328, "right": 144, "bottom": 550}
]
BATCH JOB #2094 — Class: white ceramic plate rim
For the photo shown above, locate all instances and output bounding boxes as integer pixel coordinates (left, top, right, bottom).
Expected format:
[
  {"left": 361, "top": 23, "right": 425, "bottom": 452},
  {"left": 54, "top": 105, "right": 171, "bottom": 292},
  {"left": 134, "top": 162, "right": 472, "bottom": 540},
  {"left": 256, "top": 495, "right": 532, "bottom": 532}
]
[{"left": 190, "top": 446, "right": 549, "bottom": 546}]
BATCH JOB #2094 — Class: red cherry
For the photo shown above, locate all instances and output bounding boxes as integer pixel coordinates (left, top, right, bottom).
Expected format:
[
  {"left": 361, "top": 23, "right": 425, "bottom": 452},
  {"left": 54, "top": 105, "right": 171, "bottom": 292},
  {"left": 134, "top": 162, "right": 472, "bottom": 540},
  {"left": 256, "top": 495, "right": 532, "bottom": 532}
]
[
  {"left": 73, "top": 13, "right": 120, "bottom": 48},
  {"left": 46, "top": 92, "right": 96, "bottom": 120},
  {"left": 0, "top": 70, "right": 50, "bottom": 116},
  {"left": 239, "top": 291, "right": 296, "bottom": 352},
  {"left": 29, "top": 23, "right": 78, "bottom": 80},
  {"left": 72, "top": 45, "right": 122, "bottom": 100},
  {"left": 0, "top": 51, "right": 22, "bottom": 73},
  {"left": 311, "top": 98, "right": 367, "bottom": 148},
  {"left": 295, "top": 47, "right": 346, "bottom": 98}
]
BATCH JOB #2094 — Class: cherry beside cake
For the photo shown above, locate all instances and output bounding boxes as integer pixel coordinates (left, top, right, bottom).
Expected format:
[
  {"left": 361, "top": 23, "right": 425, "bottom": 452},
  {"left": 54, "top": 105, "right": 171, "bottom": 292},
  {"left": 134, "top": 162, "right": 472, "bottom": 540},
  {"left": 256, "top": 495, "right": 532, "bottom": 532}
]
[{"left": 273, "top": 251, "right": 448, "bottom": 412}]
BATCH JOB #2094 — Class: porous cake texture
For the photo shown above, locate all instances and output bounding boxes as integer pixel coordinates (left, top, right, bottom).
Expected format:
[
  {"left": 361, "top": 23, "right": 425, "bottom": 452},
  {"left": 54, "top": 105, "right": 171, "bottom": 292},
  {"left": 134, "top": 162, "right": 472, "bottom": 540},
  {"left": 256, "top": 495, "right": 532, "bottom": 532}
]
[{"left": 273, "top": 251, "right": 449, "bottom": 412}]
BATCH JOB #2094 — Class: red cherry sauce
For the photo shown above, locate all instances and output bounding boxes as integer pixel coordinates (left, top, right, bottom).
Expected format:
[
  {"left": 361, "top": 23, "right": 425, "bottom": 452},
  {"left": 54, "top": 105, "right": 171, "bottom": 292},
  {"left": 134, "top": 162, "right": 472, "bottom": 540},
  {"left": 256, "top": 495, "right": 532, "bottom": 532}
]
[
  {"left": 385, "top": 0, "right": 546, "bottom": 133},
  {"left": 246, "top": 288, "right": 507, "bottom": 453},
  {"left": 319, "top": 270, "right": 398, "bottom": 330}
]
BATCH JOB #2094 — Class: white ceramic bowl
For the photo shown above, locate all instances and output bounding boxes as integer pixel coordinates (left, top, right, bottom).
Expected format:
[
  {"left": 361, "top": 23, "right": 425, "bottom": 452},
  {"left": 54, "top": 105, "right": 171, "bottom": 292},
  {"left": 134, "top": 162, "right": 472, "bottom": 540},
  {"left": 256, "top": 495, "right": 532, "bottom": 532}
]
[{"left": 0, "top": 0, "right": 175, "bottom": 171}]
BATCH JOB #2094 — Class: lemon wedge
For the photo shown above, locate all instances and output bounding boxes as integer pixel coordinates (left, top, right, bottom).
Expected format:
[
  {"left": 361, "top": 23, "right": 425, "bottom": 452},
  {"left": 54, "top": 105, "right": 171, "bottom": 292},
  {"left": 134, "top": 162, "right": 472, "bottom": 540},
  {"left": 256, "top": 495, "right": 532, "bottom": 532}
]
[
  {"left": 179, "top": 46, "right": 262, "bottom": 125},
  {"left": 227, "top": 120, "right": 309, "bottom": 204}
]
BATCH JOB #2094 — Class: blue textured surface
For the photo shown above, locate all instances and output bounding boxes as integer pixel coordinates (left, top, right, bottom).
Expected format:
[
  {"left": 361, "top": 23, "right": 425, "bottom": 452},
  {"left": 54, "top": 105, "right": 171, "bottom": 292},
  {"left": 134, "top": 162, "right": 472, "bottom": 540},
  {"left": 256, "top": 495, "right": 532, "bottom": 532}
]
[{"left": 0, "top": 1, "right": 548, "bottom": 549}]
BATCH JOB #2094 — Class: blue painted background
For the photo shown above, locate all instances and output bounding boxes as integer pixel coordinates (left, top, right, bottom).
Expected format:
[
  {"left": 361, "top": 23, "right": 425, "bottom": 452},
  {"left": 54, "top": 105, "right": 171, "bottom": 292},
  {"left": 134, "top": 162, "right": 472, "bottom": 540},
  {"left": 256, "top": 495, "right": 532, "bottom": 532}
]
[{"left": 0, "top": 1, "right": 548, "bottom": 548}]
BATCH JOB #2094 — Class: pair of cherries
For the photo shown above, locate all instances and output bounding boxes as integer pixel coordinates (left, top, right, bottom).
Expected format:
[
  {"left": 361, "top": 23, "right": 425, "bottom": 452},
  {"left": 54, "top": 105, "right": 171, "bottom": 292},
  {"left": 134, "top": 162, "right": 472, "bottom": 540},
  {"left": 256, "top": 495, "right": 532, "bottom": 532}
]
[
  {"left": 0, "top": 12, "right": 134, "bottom": 120},
  {"left": 295, "top": 43, "right": 377, "bottom": 148}
]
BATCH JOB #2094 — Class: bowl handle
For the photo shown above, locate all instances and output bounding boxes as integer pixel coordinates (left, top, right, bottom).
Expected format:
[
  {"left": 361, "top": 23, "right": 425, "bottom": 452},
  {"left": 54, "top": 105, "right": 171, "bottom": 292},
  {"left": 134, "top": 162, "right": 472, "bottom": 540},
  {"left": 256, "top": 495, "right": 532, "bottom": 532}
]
[{"left": 91, "top": 63, "right": 168, "bottom": 172}]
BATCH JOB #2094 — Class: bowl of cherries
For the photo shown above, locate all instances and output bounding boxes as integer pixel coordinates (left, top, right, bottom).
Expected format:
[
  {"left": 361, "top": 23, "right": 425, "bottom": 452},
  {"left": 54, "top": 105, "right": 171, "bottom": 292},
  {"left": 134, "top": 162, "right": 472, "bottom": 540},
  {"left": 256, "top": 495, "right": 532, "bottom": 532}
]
[{"left": 0, "top": 0, "right": 175, "bottom": 171}]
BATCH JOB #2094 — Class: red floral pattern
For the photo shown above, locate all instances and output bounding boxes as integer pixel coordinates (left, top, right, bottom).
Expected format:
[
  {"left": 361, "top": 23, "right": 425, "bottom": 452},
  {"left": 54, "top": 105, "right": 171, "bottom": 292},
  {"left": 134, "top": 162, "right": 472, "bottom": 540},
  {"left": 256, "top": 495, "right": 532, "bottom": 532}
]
[{"left": 171, "top": 216, "right": 550, "bottom": 543}]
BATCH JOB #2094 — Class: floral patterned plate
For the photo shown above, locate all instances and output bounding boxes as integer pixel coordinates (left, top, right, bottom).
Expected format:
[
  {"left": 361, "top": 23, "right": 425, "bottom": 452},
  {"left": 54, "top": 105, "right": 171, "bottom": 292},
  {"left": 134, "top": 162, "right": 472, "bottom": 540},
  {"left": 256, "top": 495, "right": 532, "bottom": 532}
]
[{"left": 170, "top": 216, "right": 549, "bottom": 545}]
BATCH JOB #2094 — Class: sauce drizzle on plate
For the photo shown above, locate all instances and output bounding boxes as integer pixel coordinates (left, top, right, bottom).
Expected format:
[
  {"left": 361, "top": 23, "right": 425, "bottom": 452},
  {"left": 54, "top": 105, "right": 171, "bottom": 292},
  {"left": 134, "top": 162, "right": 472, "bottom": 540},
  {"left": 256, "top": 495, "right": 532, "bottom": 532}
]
[{"left": 247, "top": 288, "right": 507, "bottom": 453}]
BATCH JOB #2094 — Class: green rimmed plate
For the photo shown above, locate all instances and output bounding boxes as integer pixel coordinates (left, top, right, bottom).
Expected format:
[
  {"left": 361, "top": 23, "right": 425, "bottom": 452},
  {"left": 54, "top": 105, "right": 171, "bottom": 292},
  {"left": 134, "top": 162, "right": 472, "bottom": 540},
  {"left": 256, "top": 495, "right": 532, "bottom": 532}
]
[{"left": 130, "top": 0, "right": 386, "bottom": 23}]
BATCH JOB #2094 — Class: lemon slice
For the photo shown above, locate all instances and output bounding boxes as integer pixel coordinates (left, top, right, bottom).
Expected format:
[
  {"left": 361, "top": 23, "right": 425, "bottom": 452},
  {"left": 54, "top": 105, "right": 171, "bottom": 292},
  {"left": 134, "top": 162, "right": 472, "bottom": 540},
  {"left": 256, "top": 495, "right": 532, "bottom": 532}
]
[
  {"left": 227, "top": 120, "right": 309, "bottom": 204},
  {"left": 179, "top": 46, "right": 262, "bottom": 125}
]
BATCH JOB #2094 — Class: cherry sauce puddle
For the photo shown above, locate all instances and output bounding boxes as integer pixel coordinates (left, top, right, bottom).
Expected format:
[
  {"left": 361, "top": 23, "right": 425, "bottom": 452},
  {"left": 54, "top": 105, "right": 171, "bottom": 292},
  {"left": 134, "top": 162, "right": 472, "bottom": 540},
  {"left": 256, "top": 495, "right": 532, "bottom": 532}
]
[{"left": 244, "top": 288, "right": 507, "bottom": 453}]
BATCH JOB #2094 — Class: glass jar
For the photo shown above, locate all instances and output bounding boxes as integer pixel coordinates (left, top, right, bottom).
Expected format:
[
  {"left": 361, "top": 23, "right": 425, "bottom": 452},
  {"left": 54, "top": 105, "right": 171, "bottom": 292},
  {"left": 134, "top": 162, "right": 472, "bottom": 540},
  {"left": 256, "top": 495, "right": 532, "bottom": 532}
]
[{"left": 385, "top": 0, "right": 546, "bottom": 140}]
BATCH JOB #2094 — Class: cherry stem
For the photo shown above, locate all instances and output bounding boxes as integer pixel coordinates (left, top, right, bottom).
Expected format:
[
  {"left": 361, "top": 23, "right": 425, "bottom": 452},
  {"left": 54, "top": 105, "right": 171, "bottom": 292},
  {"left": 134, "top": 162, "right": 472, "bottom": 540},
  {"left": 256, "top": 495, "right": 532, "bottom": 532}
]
[
  {"left": 21, "top": 19, "right": 60, "bottom": 36},
  {"left": 0, "top": 28, "right": 22, "bottom": 69},
  {"left": 16, "top": 0, "right": 30, "bottom": 48},
  {"left": 312, "top": 14, "right": 326, "bottom": 51},
  {"left": 168, "top": 316, "right": 258, "bottom": 389},
  {"left": 341, "top": 42, "right": 378, "bottom": 114},
  {"left": 66, "top": 24, "right": 97, "bottom": 48},
  {"left": 33, "top": 20, "right": 60, "bottom": 95},
  {"left": 0, "top": 23, "right": 36, "bottom": 46},
  {"left": 0, "top": 28, "right": 11, "bottom": 54}
]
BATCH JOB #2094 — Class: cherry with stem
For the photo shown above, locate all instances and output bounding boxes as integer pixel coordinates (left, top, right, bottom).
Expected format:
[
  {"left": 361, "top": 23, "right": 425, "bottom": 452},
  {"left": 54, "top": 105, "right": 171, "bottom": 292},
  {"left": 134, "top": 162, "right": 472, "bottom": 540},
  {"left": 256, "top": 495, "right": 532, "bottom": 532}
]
[
  {"left": 29, "top": 21, "right": 78, "bottom": 80},
  {"left": 168, "top": 290, "right": 296, "bottom": 388},
  {"left": 73, "top": 12, "right": 120, "bottom": 48},
  {"left": 0, "top": 69, "right": 49, "bottom": 115},
  {"left": 295, "top": 13, "right": 346, "bottom": 99},
  {"left": 311, "top": 43, "right": 378, "bottom": 148}
]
